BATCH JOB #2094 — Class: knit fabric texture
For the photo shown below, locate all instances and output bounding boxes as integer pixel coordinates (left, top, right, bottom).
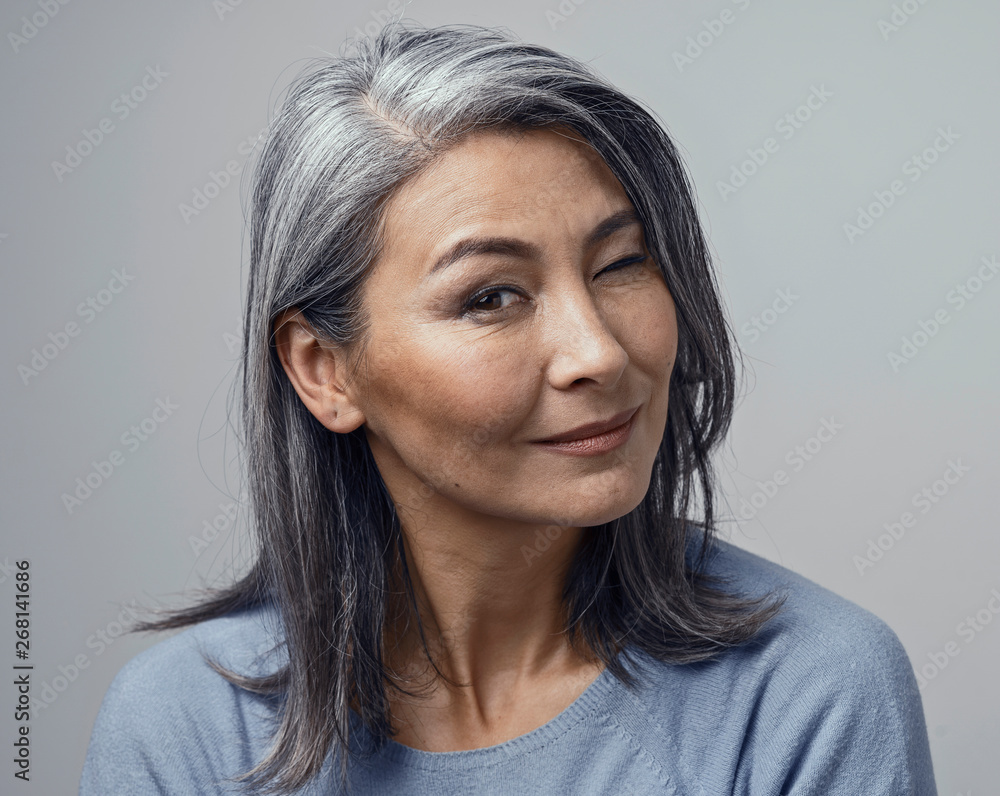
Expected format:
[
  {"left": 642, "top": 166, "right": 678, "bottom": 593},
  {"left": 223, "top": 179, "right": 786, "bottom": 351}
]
[{"left": 79, "top": 537, "right": 938, "bottom": 795}]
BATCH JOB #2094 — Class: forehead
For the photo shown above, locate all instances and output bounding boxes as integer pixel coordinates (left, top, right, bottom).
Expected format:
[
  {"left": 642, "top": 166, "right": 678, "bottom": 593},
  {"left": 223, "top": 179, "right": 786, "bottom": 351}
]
[{"left": 378, "top": 127, "right": 632, "bottom": 258}]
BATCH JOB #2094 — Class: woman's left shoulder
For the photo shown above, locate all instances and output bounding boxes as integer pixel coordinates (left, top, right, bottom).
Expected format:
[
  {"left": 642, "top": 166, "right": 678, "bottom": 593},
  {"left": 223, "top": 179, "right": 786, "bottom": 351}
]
[
  {"left": 695, "top": 535, "right": 913, "bottom": 668},
  {"left": 614, "top": 534, "right": 938, "bottom": 794}
]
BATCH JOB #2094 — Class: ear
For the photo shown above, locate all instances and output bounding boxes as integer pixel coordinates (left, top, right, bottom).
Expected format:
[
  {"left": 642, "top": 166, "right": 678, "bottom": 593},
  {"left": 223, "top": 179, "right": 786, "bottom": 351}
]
[{"left": 272, "top": 308, "right": 366, "bottom": 433}]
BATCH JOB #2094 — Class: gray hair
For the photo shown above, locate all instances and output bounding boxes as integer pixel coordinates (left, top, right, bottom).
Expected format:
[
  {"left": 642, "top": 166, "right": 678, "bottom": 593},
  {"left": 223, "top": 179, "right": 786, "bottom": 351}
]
[{"left": 135, "top": 20, "right": 782, "bottom": 796}]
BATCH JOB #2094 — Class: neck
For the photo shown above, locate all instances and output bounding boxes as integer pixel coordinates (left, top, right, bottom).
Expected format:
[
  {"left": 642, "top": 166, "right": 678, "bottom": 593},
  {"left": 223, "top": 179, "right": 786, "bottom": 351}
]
[{"left": 382, "top": 514, "right": 598, "bottom": 692}]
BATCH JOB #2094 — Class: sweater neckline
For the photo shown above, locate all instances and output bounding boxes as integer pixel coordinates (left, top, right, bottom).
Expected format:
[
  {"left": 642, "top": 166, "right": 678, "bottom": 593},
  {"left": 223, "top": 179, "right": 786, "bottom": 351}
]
[{"left": 348, "top": 654, "right": 636, "bottom": 772}]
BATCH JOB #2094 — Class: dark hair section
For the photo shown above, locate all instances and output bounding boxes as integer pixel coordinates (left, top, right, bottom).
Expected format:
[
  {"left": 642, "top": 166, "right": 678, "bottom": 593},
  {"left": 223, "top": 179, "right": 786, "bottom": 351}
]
[{"left": 130, "top": 20, "right": 783, "bottom": 796}]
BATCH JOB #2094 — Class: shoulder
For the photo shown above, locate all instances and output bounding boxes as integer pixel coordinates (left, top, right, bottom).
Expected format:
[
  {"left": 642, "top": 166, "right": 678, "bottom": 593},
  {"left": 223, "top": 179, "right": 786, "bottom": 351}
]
[
  {"left": 92, "top": 601, "right": 287, "bottom": 726},
  {"left": 696, "top": 533, "right": 909, "bottom": 664},
  {"left": 684, "top": 534, "right": 922, "bottom": 715},
  {"left": 80, "top": 602, "right": 293, "bottom": 795},
  {"left": 610, "top": 534, "right": 937, "bottom": 794},
  {"left": 112, "top": 601, "right": 285, "bottom": 685}
]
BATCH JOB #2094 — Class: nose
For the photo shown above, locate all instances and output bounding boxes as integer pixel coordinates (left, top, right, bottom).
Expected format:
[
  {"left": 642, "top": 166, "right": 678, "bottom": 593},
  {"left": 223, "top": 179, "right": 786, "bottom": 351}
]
[{"left": 543, "top": 286, "right": 629, "bottom": 390}]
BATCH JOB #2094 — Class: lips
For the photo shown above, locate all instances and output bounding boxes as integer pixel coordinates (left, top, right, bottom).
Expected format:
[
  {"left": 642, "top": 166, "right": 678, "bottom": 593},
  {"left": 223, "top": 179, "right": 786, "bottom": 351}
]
[{"left": 538, "top": 405, "right": 640, "bottom": 443}]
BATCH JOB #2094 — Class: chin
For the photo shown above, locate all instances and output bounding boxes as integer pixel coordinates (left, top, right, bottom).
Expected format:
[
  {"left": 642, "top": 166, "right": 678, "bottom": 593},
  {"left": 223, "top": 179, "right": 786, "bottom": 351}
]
[{"left": 555, "top": 487, "right": 646, "bottom": 529}]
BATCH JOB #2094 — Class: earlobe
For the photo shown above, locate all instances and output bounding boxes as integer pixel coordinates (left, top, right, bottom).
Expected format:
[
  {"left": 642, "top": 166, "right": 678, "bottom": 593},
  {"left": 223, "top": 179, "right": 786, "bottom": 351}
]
[{"left": 272, "top": 309, "right": 366, "bottom": 434}]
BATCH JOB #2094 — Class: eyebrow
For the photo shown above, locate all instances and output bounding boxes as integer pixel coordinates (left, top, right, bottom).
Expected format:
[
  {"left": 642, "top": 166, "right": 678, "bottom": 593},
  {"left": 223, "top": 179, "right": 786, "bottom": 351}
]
[{"left": 427, "top": 208, "right": 643, "bottom": 276}]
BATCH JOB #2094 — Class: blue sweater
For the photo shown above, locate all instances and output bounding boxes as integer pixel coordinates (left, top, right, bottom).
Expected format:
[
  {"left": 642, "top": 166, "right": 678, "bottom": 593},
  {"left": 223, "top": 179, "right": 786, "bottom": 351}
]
[{"left": 79, "top": 538, "right": 938, "bottom": 794}]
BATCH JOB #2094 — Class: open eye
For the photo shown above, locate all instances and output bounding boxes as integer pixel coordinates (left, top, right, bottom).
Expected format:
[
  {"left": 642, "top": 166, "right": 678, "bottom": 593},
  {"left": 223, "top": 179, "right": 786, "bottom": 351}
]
[
  {"left": 463, "top": 284, "right": 523, "bottom": 315},
  {"left": 461, "top": 254, "right": 650, "bottom": 318}
]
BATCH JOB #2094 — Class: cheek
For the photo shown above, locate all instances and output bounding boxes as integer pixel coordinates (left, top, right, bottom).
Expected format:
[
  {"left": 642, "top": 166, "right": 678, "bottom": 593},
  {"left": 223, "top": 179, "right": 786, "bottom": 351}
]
[
  {"left": 364, "top": 330, "right": 534, "bottom": 459},
  {"left": 613, "top": 283, "right": 678, "bottom": 376}
]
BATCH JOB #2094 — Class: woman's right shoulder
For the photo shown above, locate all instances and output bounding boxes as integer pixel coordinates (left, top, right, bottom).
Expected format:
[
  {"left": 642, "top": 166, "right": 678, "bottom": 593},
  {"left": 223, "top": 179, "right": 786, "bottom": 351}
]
[
  {"left": 79, "top": 602, "right": 294, "bottom": 795},
  {"left": 114, "top": 601, "right": 286, "bottom": 687}
]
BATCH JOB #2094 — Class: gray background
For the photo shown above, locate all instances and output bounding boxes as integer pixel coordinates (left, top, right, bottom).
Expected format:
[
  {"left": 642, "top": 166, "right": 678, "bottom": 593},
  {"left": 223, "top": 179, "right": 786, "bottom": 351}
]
[{"left": 2, "top": 0, "right": 997, "bottom": 793}]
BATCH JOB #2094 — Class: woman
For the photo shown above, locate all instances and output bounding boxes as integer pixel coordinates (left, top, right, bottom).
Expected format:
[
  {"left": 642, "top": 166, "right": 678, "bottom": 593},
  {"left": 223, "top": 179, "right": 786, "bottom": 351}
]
[{"left": 80, "top": 21, "right": 937, "bottom": 795}]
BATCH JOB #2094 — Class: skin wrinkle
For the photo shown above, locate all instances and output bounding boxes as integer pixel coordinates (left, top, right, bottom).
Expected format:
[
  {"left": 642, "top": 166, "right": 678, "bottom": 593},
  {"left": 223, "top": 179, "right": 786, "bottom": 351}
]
[
  {"left": 274, "top": 126, "right": 678, "bottom": 752},
  {"left": 119, "top": 29, "right": 791, "bottom": 796}
]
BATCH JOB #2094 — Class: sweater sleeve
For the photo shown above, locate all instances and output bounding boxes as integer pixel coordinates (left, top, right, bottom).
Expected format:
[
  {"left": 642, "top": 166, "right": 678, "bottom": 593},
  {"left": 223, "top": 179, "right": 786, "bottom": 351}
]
[{"left": 737, "top": 609, "right": 938, "bottom": 796}]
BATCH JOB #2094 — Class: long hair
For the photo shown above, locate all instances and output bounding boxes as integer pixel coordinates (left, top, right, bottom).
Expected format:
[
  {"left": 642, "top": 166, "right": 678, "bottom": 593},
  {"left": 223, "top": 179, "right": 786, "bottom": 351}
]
[{"left": 133, "top": 20, "right": 782, "bottom": 795}]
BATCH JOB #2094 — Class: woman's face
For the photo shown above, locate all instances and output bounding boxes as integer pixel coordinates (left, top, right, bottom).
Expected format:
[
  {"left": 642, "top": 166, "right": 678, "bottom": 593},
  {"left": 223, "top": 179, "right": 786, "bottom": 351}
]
[{"left": 345, "top": 126, "right": 677, "bottom": 531}]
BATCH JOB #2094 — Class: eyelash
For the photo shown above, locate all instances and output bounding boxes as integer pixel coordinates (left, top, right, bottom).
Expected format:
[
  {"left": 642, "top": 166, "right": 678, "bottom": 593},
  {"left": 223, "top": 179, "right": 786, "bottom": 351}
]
[{"left": 461, "top": 255, "right": 648, "bottom": 316}]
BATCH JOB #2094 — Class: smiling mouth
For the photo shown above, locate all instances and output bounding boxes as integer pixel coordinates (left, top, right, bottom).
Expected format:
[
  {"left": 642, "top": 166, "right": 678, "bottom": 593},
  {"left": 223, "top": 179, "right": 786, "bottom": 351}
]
[
  {"left": 538, "top": 405, "right": 640, "bottom": 443},
  {"left": 534, "top": 406, "right": 640, "bottom": 455}
]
